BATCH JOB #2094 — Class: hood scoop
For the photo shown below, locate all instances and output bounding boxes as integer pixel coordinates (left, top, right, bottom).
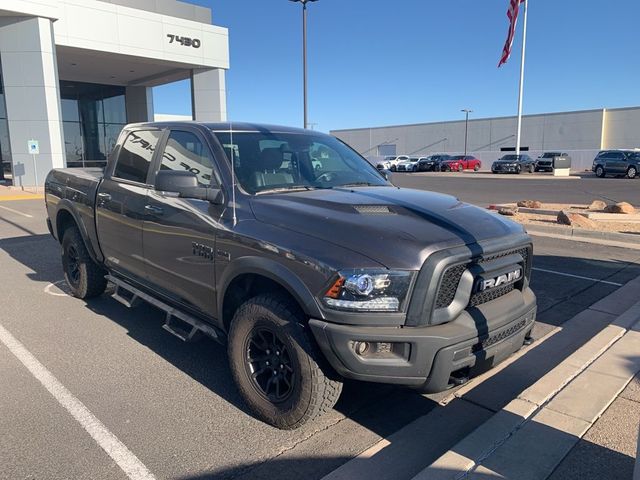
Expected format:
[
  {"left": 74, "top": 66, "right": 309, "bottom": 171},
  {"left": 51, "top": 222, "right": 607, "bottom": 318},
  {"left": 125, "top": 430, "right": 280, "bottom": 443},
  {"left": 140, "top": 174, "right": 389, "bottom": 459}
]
[{"left": 353, "top": 205, "right": 394, "bottom": 215}]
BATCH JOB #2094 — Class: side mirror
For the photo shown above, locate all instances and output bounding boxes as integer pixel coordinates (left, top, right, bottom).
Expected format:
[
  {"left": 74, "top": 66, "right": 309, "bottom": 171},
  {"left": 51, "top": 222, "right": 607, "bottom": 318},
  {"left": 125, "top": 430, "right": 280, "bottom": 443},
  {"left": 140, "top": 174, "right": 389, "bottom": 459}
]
[
  {"left": 381, "top": 168, "right": 394, "bottom": 183},
  {"left": 155, "top": 170, "right": 224, "bottom": 205}
]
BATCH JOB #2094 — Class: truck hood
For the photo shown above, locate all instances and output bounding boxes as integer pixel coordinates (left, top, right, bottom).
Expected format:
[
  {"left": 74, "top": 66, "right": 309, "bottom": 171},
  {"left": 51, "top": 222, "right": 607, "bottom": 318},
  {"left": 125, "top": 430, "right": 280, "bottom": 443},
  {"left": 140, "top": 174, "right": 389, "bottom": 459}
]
[{"left": 249, "top": 186, "right": 525, "bottom": 270}]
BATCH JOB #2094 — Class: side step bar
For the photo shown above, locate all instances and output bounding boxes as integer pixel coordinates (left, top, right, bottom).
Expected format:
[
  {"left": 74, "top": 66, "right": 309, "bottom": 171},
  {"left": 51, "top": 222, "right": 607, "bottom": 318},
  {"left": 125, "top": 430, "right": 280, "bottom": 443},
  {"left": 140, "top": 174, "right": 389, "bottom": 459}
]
[{"left": 106, "top": 275, "right": 224, "bottom": 344}]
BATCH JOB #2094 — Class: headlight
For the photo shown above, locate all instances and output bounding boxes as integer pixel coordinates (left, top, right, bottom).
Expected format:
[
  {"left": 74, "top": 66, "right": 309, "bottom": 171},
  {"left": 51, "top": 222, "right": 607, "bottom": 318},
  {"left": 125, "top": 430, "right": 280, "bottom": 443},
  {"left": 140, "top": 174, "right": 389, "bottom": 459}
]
[{"left": 323, "top": 270, "right": 414, "bottom": 312}]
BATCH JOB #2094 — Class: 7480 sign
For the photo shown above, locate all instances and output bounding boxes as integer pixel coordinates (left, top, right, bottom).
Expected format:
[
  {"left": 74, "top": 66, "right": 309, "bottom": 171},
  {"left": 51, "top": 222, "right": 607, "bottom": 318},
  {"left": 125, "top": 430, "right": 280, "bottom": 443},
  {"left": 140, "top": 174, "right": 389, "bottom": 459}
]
[{"left": 167, "top": 34, "right": 201, "bottom": 48}]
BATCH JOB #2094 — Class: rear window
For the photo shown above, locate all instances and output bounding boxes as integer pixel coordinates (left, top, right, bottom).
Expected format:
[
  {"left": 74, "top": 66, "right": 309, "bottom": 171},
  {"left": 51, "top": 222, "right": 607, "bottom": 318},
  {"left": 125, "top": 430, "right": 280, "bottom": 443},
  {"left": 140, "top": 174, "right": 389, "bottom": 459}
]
[{"left": 113, "top": 130, "right": 162, "bottom": 183}]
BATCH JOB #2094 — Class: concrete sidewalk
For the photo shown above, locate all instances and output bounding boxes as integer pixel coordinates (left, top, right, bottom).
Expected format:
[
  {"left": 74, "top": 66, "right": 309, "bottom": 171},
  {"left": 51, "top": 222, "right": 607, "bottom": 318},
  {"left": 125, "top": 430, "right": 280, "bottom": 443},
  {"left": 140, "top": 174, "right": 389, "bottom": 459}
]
[{"left": 417, "top": 299, "right": 640, "bottom": 479}]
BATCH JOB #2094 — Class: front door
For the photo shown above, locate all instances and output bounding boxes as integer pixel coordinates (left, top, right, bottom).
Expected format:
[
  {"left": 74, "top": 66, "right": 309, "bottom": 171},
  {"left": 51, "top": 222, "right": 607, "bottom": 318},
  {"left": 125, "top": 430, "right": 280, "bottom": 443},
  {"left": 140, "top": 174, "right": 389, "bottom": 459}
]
[
  {"left": 606, "top": 152, "right": 626, "bottom": 173},
  {"left": 95, "top": 128, "right": 163, "bottom": 281},
  {"left": 143, "top": 128, "right": 222, "bottom": 317}
]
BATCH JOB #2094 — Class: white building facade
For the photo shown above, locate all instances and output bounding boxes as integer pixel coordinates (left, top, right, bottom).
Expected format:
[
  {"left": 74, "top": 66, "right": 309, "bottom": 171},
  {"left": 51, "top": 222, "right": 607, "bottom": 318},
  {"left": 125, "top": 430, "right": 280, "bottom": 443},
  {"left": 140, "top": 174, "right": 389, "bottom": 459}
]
[
  {"left": 0, "top": 0, "right": 229, "bottom": 186},
  {"left": 332, "top": 107, "right": 640, "bottom": 172}
]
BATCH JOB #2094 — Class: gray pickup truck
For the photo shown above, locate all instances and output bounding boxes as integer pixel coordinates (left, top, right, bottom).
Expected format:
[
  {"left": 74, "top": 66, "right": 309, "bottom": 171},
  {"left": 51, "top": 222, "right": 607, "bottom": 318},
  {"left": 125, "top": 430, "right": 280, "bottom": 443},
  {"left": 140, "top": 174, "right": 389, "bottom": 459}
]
[{"left": 45, "top": 122, "right": 537, "bottom": 429}]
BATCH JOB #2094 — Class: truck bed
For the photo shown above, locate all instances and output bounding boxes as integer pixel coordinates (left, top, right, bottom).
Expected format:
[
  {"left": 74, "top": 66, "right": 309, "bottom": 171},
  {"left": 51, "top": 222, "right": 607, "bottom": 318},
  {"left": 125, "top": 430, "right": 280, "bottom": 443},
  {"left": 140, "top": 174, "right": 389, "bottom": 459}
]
[{"left": 45, "top": 167, "right": 105, "bottom": 262}]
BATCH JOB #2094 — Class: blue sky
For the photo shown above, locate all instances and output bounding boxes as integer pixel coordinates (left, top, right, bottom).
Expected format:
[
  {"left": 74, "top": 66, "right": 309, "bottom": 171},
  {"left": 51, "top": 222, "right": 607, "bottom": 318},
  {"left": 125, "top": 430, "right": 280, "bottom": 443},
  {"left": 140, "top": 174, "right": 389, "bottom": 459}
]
[{"left": 153, "top": 0, "right": 640, "bottom": 132}]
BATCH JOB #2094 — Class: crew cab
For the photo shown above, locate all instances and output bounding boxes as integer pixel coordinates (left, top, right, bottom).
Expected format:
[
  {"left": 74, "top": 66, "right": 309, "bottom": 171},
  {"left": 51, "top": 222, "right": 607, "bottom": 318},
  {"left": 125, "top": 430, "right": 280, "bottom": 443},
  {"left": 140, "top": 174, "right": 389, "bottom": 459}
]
[{"left": 45, "top": 122, "right": 537, "bottom": 429}]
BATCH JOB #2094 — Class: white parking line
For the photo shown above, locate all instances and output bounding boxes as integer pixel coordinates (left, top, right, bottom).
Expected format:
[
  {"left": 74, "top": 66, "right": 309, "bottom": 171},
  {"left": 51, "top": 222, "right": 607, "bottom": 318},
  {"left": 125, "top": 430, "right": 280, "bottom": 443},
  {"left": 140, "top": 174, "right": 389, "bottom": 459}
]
[
  {"left": 532, "top": 267, "right": 623, "bottom": 287},
  {"left": 0, "top": 323, "right": 156, "bottom": 480},
  {"left": 0, "top": 204, "right": 33, "bottom": 218}
]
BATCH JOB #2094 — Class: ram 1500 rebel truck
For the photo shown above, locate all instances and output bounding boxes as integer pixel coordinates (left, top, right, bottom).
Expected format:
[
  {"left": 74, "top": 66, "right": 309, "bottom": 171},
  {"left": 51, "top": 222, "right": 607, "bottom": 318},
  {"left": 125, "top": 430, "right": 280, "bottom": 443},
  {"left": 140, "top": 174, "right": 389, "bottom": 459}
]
[{"left": 45, "top": 122, "right": 537, "bottom": 429}]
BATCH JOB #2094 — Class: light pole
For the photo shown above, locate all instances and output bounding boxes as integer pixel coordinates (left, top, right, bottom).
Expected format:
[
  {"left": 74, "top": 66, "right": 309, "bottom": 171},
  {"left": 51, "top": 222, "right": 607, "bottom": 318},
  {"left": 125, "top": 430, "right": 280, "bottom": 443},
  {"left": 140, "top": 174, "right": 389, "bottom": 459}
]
[
  {"left": 290, "top": 0, "right": 318, "bottom": 129},
  {"left": 461, "top": 109, "right": 473, "bottom": 157}
]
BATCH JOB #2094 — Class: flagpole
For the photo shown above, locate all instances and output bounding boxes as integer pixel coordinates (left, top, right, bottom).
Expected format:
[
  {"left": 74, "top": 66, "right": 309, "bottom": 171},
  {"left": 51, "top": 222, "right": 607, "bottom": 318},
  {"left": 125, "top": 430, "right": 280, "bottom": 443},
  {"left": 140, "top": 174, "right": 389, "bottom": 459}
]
[{"left": 515, "top": 0, "right": 528, "bottom": 155}]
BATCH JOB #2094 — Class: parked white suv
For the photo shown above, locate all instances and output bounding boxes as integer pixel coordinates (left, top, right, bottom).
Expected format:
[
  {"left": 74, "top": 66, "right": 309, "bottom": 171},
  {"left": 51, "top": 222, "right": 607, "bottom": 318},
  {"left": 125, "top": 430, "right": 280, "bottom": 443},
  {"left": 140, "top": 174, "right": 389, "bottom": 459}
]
[{"left": 377, "top": 155, "right": 409, "bottom": 172}]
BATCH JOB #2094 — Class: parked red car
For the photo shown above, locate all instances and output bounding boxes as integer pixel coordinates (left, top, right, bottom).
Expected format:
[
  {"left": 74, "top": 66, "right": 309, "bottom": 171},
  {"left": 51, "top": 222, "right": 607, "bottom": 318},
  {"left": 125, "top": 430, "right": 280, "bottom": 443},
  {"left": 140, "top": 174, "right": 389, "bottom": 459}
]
[{"left": 441, "top": 155, "right": 482, "bottom": 172}]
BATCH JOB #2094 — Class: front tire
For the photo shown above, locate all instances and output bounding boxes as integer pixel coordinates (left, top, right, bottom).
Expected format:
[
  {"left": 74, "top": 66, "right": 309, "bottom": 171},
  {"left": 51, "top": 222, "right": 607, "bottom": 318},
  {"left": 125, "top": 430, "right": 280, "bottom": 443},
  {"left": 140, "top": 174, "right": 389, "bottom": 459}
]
[
  {"left": 228, "top": 295, "right": 343, "bottom": 429},
  {"left": 596, "top": 165, "right": 605, "bottom": 178},
  {"left": 61, "top": 227, "right": 107, "bottom": 299},
  {"left": 516, "top": 166, "right": 522, "bottom": 174},
  {"left": 528, "top": 164, "right": 535, "bottom": 174},
  {"left": 457, "top": 164, "right": 464, "bottom": 172},
  {"left": 627, "top": 166, "right": 637, "bottom": 179}
]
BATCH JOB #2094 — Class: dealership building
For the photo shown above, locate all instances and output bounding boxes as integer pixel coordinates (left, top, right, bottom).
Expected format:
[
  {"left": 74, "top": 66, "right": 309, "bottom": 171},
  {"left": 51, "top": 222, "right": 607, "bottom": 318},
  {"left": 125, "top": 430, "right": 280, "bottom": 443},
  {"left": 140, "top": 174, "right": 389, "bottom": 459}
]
[
  {"left": 0, "top": 0, "right": 229, "bottom": 187},
  {"left": 331, "top": 107, "right": 640, "bottom": 171}
]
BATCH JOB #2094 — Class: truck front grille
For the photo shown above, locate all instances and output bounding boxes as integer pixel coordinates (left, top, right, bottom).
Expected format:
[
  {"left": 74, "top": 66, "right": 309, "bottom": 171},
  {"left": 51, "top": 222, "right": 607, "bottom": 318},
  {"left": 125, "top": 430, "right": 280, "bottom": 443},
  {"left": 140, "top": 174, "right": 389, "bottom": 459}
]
[
  {"left": 434, "top": 264, "right": 467, "bottom": 309},
  {"left": 469, "top": 283, "right": 515, "bottom": 307},
  {"left": 434, "top": 246, "right": 531, "bottom": 310},
  {"left": 471, "top": 319, "right": 528, "bottom": 353}
]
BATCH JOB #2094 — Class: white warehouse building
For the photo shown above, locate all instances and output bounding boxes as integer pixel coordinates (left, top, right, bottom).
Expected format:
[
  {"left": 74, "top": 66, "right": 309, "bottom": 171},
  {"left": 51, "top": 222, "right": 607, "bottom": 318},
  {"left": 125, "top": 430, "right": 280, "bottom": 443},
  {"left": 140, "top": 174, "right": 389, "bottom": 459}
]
[
  {"left": 0, "top": 0, "right": 229, "bottom": 187},
  {"left": 331, "top": 107, "right": 640, "bottom": 171}
]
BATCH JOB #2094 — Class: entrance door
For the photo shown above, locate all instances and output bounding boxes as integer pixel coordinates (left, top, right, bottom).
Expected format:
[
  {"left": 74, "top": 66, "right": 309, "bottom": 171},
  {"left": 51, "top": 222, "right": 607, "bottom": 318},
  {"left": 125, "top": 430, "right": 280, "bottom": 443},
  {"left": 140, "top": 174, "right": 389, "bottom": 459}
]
[
  {"left": 143, "top": 128, "right": 222, "bottom": 317},
  {"left": 96, "top": 128, "right": 163, "bottom": 282}
]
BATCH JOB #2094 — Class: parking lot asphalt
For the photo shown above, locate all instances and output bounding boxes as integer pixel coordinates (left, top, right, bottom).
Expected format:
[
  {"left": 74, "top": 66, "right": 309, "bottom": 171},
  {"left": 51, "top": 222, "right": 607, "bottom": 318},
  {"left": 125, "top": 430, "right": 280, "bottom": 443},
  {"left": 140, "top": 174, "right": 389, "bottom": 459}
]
[
  {"left": 392, "top": 172, "right": 640, "bottom": 207},
  {"left": 1, "top": 194, "right": 640, "bottom": 480}
]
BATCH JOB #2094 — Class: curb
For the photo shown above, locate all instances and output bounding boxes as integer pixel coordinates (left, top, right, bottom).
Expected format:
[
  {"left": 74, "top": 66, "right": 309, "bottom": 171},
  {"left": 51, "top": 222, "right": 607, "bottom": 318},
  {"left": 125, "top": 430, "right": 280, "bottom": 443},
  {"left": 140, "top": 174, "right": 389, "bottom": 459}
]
[
  {"left": 414, "top": 300, "right": 640, "bottom": 480},
  {"left": 524, "top": 224, "right": 640, "bottom": 247},
  {"left": 0, "top": 194, "right": 44, "bottom": 202}
]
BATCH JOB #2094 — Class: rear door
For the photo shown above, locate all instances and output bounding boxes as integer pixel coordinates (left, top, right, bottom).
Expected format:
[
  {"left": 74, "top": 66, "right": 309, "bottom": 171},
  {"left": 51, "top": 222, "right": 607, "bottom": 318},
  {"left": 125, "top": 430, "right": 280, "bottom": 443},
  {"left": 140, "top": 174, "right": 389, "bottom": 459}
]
[
  {"left": 143, "top": 127, "right": 223, "bottom": 317},
  {"left": 96, "top": 128, "right": 163, "bottom": 281}
]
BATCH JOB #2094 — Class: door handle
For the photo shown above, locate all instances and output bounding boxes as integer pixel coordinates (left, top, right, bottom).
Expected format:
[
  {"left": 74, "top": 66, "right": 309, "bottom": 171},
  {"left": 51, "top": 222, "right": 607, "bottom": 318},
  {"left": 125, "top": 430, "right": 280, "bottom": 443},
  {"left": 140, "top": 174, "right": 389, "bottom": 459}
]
[
  {"left": 97, "top": 192, "right": 111, "bottom": 201},
  {"left": 144, "top": 205, "right": 164, "bottom": 215}
]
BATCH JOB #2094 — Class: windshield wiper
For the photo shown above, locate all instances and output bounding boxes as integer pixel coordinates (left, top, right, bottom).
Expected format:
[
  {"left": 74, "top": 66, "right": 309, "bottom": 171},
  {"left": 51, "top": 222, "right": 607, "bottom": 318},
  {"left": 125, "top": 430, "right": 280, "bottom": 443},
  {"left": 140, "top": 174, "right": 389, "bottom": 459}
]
[
  {"left": 255, "top": 186, "right": 319, "bottom": 195},
  {"left": 334, "top": 182, "right": 381, "bottom": 188}
]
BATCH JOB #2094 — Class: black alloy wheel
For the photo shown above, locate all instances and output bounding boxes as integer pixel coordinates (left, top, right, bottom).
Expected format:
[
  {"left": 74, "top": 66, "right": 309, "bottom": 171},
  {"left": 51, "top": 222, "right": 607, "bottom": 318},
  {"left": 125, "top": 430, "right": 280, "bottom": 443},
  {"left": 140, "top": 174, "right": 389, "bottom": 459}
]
[
  {"left": 64, "top": 244, "right": 81, "bottom": 288},
  {"left": 596, "top": 165, "right": 605, "bottom": 178},
  {"left": 245, "top": 327, "right": 295, "bottom": 403}
]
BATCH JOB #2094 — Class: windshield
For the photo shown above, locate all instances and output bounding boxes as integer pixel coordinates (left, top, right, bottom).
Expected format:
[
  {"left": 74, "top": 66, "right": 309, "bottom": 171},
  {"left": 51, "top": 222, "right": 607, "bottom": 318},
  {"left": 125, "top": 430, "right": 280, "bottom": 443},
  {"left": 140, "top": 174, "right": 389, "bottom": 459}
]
[
  {"left": 211, "top": 130, "right": 388, "bottom": 194},
  {"left": 500, "top": 155, "right": 519, "bottom": 161}
]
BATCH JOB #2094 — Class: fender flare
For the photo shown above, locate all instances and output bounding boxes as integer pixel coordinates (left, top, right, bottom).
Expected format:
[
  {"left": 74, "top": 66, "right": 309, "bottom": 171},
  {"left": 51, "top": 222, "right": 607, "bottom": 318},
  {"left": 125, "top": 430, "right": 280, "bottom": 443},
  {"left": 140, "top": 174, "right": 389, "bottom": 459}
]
[
  {"left": 217, "top": 256, "right": 324, "bottom": 321},
  {"left": 54, "top": 201, "right": 103, "bottom": 264}
]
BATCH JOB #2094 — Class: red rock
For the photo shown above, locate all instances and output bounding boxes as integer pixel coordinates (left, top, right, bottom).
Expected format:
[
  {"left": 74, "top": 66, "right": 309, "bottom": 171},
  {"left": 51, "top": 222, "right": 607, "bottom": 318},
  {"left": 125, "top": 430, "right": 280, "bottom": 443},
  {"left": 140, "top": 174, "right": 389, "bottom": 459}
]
[
  {"left": 557, "top": 210, "right": 597, "bottom": 228},
  {"left": 604, "top": 202, "right": 635, "bottom": 214},
  {"left": 517, "top": 200, "right": 543, "bottom": 209}
]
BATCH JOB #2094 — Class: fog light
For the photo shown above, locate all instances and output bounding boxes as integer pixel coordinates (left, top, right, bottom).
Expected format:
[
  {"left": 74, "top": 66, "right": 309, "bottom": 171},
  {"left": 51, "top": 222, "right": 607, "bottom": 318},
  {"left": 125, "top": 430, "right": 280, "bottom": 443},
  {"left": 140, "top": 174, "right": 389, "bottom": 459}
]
[{"left": 354, "top": 341, "right": 370, "bottom": 356}]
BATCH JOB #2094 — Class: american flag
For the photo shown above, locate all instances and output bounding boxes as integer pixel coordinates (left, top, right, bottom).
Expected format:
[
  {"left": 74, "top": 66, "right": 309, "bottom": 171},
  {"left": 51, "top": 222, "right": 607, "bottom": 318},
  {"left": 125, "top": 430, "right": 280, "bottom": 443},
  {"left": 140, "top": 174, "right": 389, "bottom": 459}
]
[{"left": 498, "top": 0, "right": 525, "bottom": 67}]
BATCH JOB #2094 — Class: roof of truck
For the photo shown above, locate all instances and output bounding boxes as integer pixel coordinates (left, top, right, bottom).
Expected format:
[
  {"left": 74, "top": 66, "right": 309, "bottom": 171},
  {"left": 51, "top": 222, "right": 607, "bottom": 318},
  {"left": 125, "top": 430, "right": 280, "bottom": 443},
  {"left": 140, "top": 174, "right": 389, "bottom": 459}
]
[{"left": 126, "top": 121, "right": 313, "bottom": 135}]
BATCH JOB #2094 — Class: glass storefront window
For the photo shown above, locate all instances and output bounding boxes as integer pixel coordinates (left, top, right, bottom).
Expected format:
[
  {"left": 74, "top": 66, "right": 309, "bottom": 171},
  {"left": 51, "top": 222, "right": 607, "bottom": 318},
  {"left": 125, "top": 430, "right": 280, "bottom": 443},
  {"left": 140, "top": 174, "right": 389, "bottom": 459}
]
[
  {"left": 0, "top": 63, "right": 11, "bottom": 182},
  {"left": 103, "top": 95, "right": 126, "bottom": 124},
  {"left": 63, "top": 121, "right": 84, "bottom": 167},
  {"left": 60, "top": 81, "right": 127, "bottom": 168}
]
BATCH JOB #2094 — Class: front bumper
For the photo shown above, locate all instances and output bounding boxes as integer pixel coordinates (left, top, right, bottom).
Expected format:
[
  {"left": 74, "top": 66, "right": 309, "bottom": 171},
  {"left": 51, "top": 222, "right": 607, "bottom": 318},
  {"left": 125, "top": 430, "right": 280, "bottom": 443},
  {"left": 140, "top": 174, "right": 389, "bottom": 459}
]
[
  {"left": 309, "top": 287, "right": 536, "bottom": 393},
  {"left": 492, "top": 165, "right": 519, "bottom": 173}
]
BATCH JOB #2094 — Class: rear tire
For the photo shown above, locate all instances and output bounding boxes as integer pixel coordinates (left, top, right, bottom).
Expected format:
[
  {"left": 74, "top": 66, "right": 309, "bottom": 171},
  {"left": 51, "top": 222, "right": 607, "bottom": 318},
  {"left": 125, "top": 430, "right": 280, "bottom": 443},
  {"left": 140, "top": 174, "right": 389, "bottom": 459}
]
[
  {"left": 627, "top": 166, "right": 637, "bottom": 179},
  {"left": 528, "top": 164, "right": 535, "bottom": 174},
  {"left": 596, "top": 165, "right": 605, "bottom": 178},
  {"left": 228, "top": 295, "right": 343, "bottom": 429},
  {"left": 61, "top": 227, "right": 107, "bottom": 299},
  {"left": 473, "top": 164, "right": 480, "bottom": 172}
]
